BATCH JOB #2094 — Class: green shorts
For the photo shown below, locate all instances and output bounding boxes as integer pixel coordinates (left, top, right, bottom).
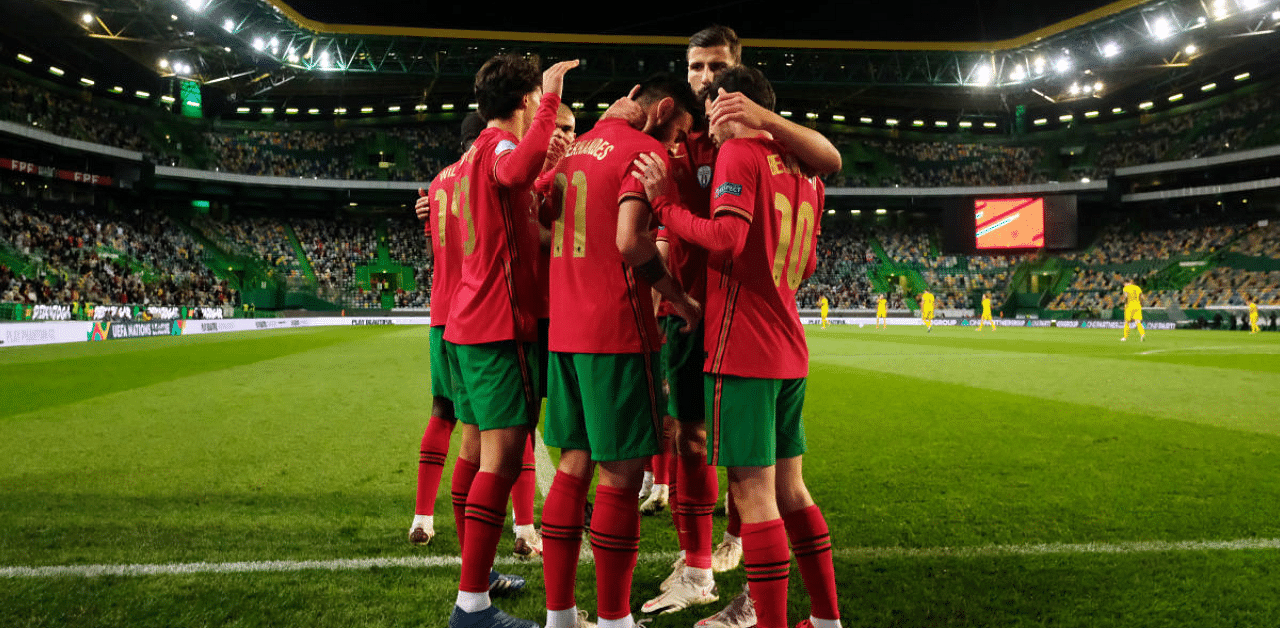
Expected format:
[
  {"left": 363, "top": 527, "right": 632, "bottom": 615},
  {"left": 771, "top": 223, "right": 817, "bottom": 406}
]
[
  {"left": 429, "top": 326, "right": 452, "bottom": 401},
  {"left": 538, "top": 318, "right": 550, "bottom": 399},
  {"left": 706, "top": 374, "right": 807, "bottom": 467},
  {"left": 447, "top": 339, "right": 541, "bottom": 431},
  {"left": 545, "top": 351, "right": 663, "bottom": 462},
  {"left": 660, "top": 316, "right": 706, "bottom": 423}
]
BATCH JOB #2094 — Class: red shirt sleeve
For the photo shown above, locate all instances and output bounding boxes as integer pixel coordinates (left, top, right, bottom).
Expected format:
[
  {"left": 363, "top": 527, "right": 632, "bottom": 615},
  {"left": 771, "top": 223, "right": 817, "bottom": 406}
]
[{"left": 493, "top": 93, "right": 562, "bottom": 190}]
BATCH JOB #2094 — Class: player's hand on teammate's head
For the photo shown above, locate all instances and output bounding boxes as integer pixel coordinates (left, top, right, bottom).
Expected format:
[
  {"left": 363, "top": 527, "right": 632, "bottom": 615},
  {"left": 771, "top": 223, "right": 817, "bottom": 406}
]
[
  {"left": 541, "top": 60, "right": 580, "bottom": 97},
  {"left": 601, "top": 84, "right": 646, "bottom": 130},
  {"left": 630, "top": 152, "right": 672, "bottom": 205},
  {"left": 673, "top": 294, "right": 703, "bottom": 334},
  {"left": 414, "top": 188, "right": 432, "bottom": 221},
  {"left": 708, "top": 88, "right": 772, "bottom": 132}
]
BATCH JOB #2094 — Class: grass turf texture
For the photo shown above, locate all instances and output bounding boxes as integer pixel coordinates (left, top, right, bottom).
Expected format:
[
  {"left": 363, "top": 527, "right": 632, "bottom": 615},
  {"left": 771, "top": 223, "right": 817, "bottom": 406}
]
[{"left": 2, "top": 324, "right": 1279, "bottom": 627}]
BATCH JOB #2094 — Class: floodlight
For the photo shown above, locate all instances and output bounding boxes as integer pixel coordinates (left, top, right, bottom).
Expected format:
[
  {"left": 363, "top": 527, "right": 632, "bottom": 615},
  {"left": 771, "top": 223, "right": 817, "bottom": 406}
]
[
  {"left": 79, "top": 77, "right": 94, "bottom": 86},
  {"left": 974, "top": 63, "right": 993, "bottom": 85},
  {"left": 159, "top": 58, "right": 170, "bottom": 69},
  {"left": 1069, "top": 83, "right": 1081, "bottom": 96},
  {"left": 1202, "top": 82, "right": 1217, "bottom": 91},
  {"left": 1235, "top": 72, "right": 1251, "bottom": 81},
  {"left": 885, "top": 118, "right": 898, "bottom": 126},
  {"left": 186, "top": 0, "right": 205, "bottom": 12},
  {"left": 334, "top": 107, "right": 347, "bottom": 114},
  {"left": 1273, "top": 9, "right": 1280, "bottom": 20},
  {"left": 160, "top": 95, "right": 176, "bottom": 104},
  {"left": 442, "top": 103, "right": 455, "bottom": 110},
  {"left": 1055, "top": 56, "right": 1071, "bottom": 73},
  {"left": 859, "top": 116, "right": 873, "bottom": 124},
  {"left": 388, "top": 105, "right": 401, "bottom": 113},
  {"left": 360, "top": 107, "right": 374, "bottom": 114},
  {"left": 780, "top": 111, "right": 792, "bottom": 118},
  {"left": 1213, "top": 0, "right": 1229, "bottom": 19},
  {"left": 1239, "top": 0, "right": 1261, "bottom": 10},
  {"left": 1034, "top": 118, "right": 1048, "bottom": 126},
  {"left": 285, "top": 108, "right": 299, "bottom": 114},
  {"left": 1009, "top": 65, "right": 1026, "bottom": 82},
  {"left": 596, "top": 102, "right": 609, "bottom": 110},
  {"left": 934, "top": 121, "right": 948, "bottom": 127},
  {"left": 1102, "top": 42, "right": 1121, "bottom": 58},
  {"left": 415, "top": 104, "right": 428, "bottom": 112},
  {"left": 1094, "top": 81, "right": 1104, "bottom": 92},
  {"left": 1085, "top": 111, "right": 1100, "bottom": 118},
  {"left": 16, "top": 53, "right": 32, "bottom": 63},
  {"left": 48, "top": 66, "right": 64, "bottom": 76},
  {"left": 135, "top": 90, "right": 150, "bottom": 99},
  {"left": 1185, "top": 44, "right": 1198, "bottom": 55},
  {"left": 832, "top": 114, "right": 846, "bottom": 122},
  {"left": 959, "top": 121, "right": 973, "bottom": 128},
  {"left": 236, "top": 107, "right": 250, "bottom": 113},
  {"left": 1151, "top": 16, "right": 1174, "bottom": 40},
  {"left": 110, "top": 86, "right": 123, "bottom": 94},
  {"left": 1112, "top": 107, "right": 1124, "bottom": 114},
  {"left": 912, "top": 120, "right": 924, "bottom": 127},
  {"left": 269, "top": 37, "right": 279, "bottom": 54},
  {"left": 1139, "top": 101, "right": 1155, "bottom": 110},
  {"left": 261, "top": 107, "right": 275, "bottom": 114},
  {"left": 875, "top": 209, "right": 888, "bottom": 215},
  {"left": 1059, "top": 114, "right": 1074, "bottom": 122},
  {"left": 252, "top": 38, "right": 266, "bottom": 51},
  {"left": 469, "top": 103, "right": 479, "bottom": 110},
  {"left": 223, "top": 18, "right": 234, "bottom": 32},
  {"left": 82, "top": 12, "right": 93, "bottom": 24},
  {"left": 983, "top": 121, "right": 998, "bottom": 128},
  {"left": 805, "top": 112, "right": 818, "bottom": 120},
  {"left": 308, "top": 108, "right": 320, "bottom": 114},
  {"left": 1033, "top": 57, "right": 1047, "bottom": 74}
]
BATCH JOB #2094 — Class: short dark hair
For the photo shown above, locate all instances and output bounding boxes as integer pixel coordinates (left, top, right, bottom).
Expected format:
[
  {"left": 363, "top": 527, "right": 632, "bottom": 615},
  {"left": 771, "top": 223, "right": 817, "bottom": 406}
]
[
  {"left": 688, "top": 25, "right": 742, "bottom": 64},
  {"left": 633, "top": 72, "right": 704, "bottom": 123},
  {"left": 707, "top": 66, "right": 775, "bottom": 112},
  {"left": 474, "top": 54, "right": 541, "bottom": 122},
  {"left": 460, "top": 113, "right": 485, "bottom": 151}
]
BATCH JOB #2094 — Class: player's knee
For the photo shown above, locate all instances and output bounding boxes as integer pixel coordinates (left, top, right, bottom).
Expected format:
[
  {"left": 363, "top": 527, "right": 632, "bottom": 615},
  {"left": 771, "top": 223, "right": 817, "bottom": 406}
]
[
  {"left": 598, "top": 458, "right": 646, "bottom": 491},
  {"left": 556, "top": 449, "right": 595, "bottom": 481},
  {"left": 676, "top": 421, "right": 708, "bottom": 456}
]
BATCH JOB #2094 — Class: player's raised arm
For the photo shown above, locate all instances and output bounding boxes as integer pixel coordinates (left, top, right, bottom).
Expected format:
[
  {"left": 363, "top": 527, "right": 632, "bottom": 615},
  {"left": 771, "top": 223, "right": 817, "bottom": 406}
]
[
  {"left": 493, "top": 60, "right": 579, "bottom": 189},
  {"left": 708, "top": 88, "right": 842, "bottom": 175},
  {"left": 617, "top": 196, "right": 702, "bottom": 332}
]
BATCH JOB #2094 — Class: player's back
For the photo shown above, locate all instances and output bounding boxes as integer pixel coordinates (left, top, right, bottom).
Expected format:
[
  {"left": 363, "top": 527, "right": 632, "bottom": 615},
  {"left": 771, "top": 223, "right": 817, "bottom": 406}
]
[
  {"left": 1124, "top": 284, "right": 1142, "bottom": 305},
  {"left": 545, "top": 118, "right": 665, "bottom": 355},
  {"left": 705, "top": 136, "right": 822, "bottom": 380},
  {"left": 427, "top": 157, "right": 466, "bottom": 326},
  {"left": 446, "top": 128, "right": 540, "bottom": 345}
]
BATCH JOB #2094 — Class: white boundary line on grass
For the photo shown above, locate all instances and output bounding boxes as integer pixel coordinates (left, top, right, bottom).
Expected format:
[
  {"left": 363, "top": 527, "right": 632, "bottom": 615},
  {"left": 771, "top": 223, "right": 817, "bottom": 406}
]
[{"left": 6, "top": 537, "right": 1280, "bottom": 579}]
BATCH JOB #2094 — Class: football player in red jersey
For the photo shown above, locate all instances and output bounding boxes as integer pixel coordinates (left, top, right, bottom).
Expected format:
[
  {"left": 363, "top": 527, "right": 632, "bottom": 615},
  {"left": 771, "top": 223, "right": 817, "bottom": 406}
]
[
  {"left": 633, "top": 66, "right": 842, "bottom": 628},
  {"left": 444, "top": 54, "right": 578, "bottom": 628},
  {"left": 537, "top": 74, "right": 703, "bottom": 628},
  {"left": 629, "top": 26, "right": 842, "bottom": 623},
  {"left": 410, "top": 114, "right": 486, "bottom": 548}
]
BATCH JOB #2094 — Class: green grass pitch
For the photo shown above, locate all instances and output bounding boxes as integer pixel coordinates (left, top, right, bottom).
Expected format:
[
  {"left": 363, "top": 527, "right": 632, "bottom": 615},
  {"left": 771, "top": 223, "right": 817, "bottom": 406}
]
[{"left": 2, "top": 324, "right": 1279, "bottom": 627}]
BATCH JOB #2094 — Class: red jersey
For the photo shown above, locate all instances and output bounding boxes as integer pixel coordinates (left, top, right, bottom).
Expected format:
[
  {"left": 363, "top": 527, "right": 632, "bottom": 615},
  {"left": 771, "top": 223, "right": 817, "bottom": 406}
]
[
  {"left": 546, "top": 118, "right": 666, "bottom": 354},
  {"left": 426, "top": 158, "right": 463, "bottom": 327},
  {"left": 445, "top": 94, "right": 562, "bottom": 345},
  {"left": 704, "top": 137, "right": 823, "bottom": 379},
  {"left": 657, "top": 131, "right": 717, "bottom": 316}
]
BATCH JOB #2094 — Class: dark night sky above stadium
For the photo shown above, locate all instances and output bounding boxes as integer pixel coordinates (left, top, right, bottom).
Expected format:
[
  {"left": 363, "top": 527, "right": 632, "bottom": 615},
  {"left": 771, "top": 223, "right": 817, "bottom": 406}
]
[{"left": 282, "top": 0, "right": 1117, "bottom": 42}]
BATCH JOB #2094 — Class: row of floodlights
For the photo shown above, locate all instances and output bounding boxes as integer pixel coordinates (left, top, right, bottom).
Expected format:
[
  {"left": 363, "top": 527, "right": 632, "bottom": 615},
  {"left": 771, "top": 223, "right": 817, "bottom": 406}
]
[
  {"left": 16, "top": 53, "right": 193, "bottom": 107},
  {"left": 1032, "top": 73, "right": 1251, "bottom": 126},
  {"left": 968, "top": 3, "right": 1278, "bottom": 86}
]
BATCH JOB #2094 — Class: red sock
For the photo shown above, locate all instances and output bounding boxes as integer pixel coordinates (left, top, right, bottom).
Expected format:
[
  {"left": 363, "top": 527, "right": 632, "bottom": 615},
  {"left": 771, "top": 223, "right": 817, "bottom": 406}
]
[
  {"left": 416, "top": 416, "right": 455, "bottom": 516},
  {"left": 450, "top": 457, "right": 480, "bottom": 550},
  {"left": 726, "top": 488, "right": 742, "bottom": 537},
  {"left": 460, "top": 471, "right": 517, "bottom": 593},
  {"left": 590, "top": 484, "right": 641, "bottom": 621},
  {"left": 541, "top": 471, "right": 590, "bottom": 611},
  {"left": 676, "top": 454, "right": 717, "bottom": 569},
  {"left": 784, "top": 505, "right": 839, "bottom": 621},
  {"left": 742, "top": 519, "right": 791, "bottom": 628},
  {"left": 644, "top": 457, "right": 653, "bottom": 474},
  {"left": 513, "top": 434, "right": 536, "bottom": 527}
]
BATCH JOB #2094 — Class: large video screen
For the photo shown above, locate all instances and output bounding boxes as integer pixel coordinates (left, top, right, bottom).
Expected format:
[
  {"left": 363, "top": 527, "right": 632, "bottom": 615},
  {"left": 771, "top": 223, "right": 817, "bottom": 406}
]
[{"left": 974, "top": 198, "right": 1045, "bottom": 250}]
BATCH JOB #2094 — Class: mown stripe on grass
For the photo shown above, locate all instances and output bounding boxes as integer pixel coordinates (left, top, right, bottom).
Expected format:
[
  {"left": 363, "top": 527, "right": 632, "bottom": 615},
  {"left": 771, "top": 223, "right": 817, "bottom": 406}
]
[{"left": 6, "top": 537, "right": 1280, "bottom": 579}]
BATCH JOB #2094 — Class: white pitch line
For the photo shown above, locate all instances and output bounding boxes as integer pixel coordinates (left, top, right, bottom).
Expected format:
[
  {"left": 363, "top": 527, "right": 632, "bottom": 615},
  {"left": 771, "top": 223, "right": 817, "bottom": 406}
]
[{"left": 5, "top": 537, "right": 1280, "bottom": 579}]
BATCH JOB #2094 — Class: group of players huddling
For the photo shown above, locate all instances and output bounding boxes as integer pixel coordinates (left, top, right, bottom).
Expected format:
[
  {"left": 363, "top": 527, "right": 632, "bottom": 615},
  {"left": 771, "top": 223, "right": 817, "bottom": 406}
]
[{"left": 410, "top": 26, "right": 844, "bottom": 628}]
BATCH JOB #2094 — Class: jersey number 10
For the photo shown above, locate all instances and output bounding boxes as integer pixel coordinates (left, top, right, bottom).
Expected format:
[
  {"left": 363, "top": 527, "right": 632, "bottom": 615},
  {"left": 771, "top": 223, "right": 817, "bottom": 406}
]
[{"left": 770, "top": 193, "right": 816, "bottom": 290}]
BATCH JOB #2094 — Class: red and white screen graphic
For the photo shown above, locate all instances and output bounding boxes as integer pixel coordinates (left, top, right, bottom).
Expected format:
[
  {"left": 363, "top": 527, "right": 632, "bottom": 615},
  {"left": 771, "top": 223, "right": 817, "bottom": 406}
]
[{"left": 975, "top": 198, "right": 1045, "bottom": 250}]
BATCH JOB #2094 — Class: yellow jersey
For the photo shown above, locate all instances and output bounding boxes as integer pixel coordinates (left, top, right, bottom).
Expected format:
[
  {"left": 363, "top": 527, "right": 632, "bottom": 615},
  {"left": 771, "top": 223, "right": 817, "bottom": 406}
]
[
  {"left": 981, "top": 297, "right": 991, "bottom": 316},
  {"left": 1250, "top": 303, "right": 1259, "bottom": 317},
  {"left": 819, "top": 297, "right": 829, "bottom": 311},
  {"left": 921, "top": 292, "right": 935, "bottom": 309},
  {"left": 877, "top": 298, "right": 887, "bottom": 314},
  {"left": 1123, "top": 284, "right": 1142, "bottom": 307}
]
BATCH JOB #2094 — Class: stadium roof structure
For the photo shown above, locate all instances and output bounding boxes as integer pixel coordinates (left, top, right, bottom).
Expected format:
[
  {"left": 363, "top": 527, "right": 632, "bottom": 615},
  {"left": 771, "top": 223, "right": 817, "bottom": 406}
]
[{"left": 3, "top": 0, "right": 1280, "bottom": 124}]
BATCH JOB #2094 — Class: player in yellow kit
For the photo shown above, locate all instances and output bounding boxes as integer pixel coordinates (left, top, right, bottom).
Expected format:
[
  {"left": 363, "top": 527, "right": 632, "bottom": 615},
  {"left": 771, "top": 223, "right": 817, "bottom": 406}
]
[
  {"left": 876, "top": 294, "right": 888, "bottom": 330},
  {"left": 1121, "top": 282, "right": 1145, "bottom": 342},
  {"left": 920, "top": 291, "right": 935, "bottom": 332},
  {"left": 978, "top": 293, "right": 995, "bottom": 331},
  {"left": 819, "top": 295, "right": 830, "bottom": 328},
  {"left": 1249, "top": 298, "right": 1260, "bottom": 334}
]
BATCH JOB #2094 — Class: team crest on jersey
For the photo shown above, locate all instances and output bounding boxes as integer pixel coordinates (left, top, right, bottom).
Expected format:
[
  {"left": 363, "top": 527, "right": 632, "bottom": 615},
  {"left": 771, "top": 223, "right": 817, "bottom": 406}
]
[
  {"left": 715, "top": 182, "right": 742, "bottom": 198},
  {"left": 697, "top": 165, "right": 713, "bottom": 188},
  {"left": 496, "top": 139, "right": 517, "bottom": 154}
]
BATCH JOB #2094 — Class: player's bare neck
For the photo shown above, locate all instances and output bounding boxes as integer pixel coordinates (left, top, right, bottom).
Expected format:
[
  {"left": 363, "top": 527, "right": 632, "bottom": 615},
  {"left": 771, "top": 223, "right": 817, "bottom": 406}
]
[{"left": 488, "top": 114, "right": 528, "bottom": 140}]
